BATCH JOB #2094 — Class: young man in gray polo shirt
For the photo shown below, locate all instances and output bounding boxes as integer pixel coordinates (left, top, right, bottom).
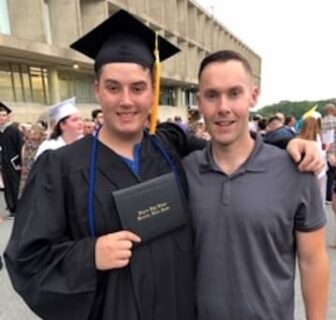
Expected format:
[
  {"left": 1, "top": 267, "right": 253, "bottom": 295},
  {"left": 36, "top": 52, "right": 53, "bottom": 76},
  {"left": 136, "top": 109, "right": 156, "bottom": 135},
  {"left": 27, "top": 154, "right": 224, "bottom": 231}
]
[{"left": 183, "top": 50, "right": 330, "bottom": 320}]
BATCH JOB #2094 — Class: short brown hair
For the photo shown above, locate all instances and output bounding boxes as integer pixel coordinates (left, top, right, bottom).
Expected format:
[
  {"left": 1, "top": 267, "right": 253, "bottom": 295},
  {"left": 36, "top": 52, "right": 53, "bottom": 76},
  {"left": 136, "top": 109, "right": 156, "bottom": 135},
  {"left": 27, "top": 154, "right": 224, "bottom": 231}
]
[{"left": 198, "top": 50, "right": 252, "bottom": 80}]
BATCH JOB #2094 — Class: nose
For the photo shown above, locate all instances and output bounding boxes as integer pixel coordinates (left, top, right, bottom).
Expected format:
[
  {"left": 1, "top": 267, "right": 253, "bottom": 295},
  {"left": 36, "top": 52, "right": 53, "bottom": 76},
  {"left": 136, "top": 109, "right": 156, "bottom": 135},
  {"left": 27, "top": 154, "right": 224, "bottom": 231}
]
[
  {"left": 120, "top": 88, "right": 133, "bottom": 106},
  {"left": 218, "top": 95, "right": 231, "bottom": 114}
]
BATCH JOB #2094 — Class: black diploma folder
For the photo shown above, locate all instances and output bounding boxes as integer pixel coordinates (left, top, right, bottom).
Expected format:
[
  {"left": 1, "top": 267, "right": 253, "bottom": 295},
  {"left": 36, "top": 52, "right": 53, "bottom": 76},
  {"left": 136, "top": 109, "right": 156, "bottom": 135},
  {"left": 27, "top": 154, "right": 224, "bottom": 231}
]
[{"left": 112, "top": 173, "right": 187, "bottom": 243}]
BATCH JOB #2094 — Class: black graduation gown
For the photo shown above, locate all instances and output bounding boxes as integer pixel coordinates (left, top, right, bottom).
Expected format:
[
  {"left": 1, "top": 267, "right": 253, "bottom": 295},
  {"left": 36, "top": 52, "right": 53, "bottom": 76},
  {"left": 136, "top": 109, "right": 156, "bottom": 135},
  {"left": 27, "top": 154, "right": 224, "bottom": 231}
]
[
  {"left": 5, "top": 124, "right": 202, "bottom": 320},
  {"left": 0, "top": 125, "right": 24, "bottom": 213}
]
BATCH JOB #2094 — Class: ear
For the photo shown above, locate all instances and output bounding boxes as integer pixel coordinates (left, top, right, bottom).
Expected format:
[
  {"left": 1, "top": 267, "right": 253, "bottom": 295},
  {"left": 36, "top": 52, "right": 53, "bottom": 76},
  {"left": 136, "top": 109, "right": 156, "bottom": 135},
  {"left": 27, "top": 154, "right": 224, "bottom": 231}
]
[
  {"left": 94, "top": 79, "right": 100, "bottom": 104},
  {"left": 196, "top": 92, "right": 202, "bottom": 112},
  {"left": 250, "top": 85, "right": 260, "bottom": 110}
]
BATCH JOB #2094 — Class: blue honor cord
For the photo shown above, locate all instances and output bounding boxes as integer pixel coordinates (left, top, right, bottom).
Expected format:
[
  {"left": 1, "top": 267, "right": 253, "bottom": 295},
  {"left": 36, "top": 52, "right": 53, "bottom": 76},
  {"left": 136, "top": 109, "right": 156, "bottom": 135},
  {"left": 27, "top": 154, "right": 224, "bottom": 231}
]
[{"left": 88, "top": 127, "right": 100, "bottom": 237}]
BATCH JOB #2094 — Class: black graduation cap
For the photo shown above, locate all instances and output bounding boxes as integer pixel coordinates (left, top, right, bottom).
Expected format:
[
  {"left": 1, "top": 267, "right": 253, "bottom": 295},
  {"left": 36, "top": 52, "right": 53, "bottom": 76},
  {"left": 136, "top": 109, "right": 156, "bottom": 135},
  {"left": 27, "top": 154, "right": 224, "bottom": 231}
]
[
  {"left": 70, "top": 10, "right": 180, "bottom": 72},
  {"left": 0, "top": 102, "right": 12, "bottom": 114}
]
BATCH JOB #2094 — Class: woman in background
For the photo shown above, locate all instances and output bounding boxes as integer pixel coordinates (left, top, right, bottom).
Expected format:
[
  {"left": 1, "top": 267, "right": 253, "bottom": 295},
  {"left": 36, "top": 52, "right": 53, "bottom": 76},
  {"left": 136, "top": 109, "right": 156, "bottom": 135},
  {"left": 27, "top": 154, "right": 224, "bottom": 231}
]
[
  {"left": 35, "top": 97, "right": 83, "bottom": 159},
  {"left": 299, "top": 112, "right": 327, "bottom": 199}
]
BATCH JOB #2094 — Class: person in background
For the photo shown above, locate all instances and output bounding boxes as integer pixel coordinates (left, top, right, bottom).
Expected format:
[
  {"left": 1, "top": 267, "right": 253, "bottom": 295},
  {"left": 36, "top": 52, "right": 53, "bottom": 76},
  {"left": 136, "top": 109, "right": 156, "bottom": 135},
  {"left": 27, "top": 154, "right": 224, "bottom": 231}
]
[
  {"left": 248, "top": 114, "right": 261, "bottom": 132},
  {"left": 275, "top": 111, "right": 286, "bottom": 124},
  {"left": 188, "top": 117, "right": 211, "bottom": 140},
  {"left": 285, "top": 115, "right": 296, "bottom": 132},
  {"left": 92, "top": 108, "right": 104, "bottom": 129},
  {"left": 330, "top": 182, "right": 336, "bottom": 248},
  {"left": 174, "top": 115, "right": 188, "bottom": 132},
  {"left": 322, "top": 102, "right": 336, "bottom": 203},
  {"left": 20, "top": 124, "right": 46, "bottom": 192},
  {"left": 34, "top": 97, "right": 83, "bottom": 159},
  {"left": 83, "top": 118, "right": 96, "bottom": 135},
  {"left": 0, "top": 102, "right": 24, "bottom": 218},
  {"left": 183, "top": 50, "right": 329, "bottom": 320},
  {"left": 0, "top": 214, "right": 3, "bottom": 270},
  {"left": 263, "top": 115, "right": 296, "bottom": 148},
  {"left": 298, "top": 112, "right": 327, "bottom": 200},
  {"left": 257, "top": 117, "right": 267, "bottom": 136}
]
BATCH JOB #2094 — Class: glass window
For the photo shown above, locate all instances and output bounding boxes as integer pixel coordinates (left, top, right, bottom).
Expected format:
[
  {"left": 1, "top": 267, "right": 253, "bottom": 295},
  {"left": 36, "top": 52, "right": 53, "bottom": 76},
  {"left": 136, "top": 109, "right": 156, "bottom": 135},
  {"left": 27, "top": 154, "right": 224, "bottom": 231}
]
[
  {"left": 160, "top": 86, "right": 177, "bottom": 106},
  {"left": 20, "top": 64, "right": 32, "bottom": 102},
  {"left": 30, "top": 67, "right": 48, "bottom": 104},
  {"left": 0, "top": 62, "right": 49, "bottom": 103},
  {"left": 74, "top": 74, "right": 95, "bottom": 103},
  {"left": 11, "top": 64, "right": 24, "bottom": 102},
  {"left": 0, "top": 63, "right": 14, "bottom": 100},
  {"left": 0, "top": 0, "right": 10, "bottom": 35},
  {"left": 59, "top": 71, "right": 74, "bottom": 100},
  {"left": 59, "top": 70, "right": 96, "bottom": 103},
  {"left": 185, "top": 88, "right": 197, "bottom": 107}
]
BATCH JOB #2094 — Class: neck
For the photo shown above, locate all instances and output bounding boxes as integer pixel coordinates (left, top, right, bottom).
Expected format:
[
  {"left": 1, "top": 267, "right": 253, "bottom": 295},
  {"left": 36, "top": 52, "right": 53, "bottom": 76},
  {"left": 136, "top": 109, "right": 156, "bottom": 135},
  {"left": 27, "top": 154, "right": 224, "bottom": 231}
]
[
  {"left": 0, "top": 121, "right": 10, "bottom": 129},
  {"left": 211, "top": 134, "right": 255, "bottom": 175},
  {"left": 99, "top": 126, "right": 143, "bottom": 159},
  {"left": 62, "top": 132, "right": 80, "bottom": 144}
]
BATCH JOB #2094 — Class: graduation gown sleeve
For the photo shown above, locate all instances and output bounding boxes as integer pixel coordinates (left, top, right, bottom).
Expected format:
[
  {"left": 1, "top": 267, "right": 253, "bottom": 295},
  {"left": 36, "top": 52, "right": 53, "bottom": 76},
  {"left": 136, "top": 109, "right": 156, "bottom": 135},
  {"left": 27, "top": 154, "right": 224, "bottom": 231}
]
[
  {"left": 156, "top": 122, "right": 207, "bottom": 157},
  {"left": 4, "top": 151, "right": 98, "bottom": 320}
]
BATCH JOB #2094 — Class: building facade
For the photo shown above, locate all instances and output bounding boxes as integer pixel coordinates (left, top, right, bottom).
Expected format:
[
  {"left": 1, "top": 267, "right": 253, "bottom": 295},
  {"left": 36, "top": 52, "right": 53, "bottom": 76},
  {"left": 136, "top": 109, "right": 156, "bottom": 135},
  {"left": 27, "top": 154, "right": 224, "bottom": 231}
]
[{"left": 0, "top": 0, "right": 261, "bottom": 123}]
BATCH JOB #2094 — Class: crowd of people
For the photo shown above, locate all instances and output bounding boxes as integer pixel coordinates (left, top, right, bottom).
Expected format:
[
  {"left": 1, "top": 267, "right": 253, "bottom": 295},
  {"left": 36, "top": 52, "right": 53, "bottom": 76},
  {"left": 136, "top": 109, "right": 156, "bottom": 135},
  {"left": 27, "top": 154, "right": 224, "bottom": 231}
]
[{"left": 0, "top": 8, "right": 334, "bottom": 320}]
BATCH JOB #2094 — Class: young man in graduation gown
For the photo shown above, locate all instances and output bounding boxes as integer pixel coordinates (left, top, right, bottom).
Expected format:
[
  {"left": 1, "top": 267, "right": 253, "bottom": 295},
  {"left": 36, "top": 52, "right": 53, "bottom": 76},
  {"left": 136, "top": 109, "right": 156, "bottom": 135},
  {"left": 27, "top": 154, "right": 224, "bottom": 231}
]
[
  {"left": 5, "top": 11, "right": 200, "bottom": 320},
  {"left": 4, "top": 10, "right": 326, "bottom": 320},
  {"left": 0, "top": 102, "right": 24, "bottom": 217}
]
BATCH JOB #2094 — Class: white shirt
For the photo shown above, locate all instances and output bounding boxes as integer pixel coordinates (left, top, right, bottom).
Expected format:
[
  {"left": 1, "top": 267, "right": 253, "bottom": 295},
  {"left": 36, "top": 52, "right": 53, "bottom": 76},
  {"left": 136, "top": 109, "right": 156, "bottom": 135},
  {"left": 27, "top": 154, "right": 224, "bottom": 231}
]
[{"left": 34, "top": 136, "right": 66, "bottom": 160}]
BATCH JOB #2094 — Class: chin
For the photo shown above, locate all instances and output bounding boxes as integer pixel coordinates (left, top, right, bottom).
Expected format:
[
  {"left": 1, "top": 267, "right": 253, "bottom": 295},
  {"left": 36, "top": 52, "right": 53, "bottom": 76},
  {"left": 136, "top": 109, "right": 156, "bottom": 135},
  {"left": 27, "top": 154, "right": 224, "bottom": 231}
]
[{"left": 119, "top": 127, "right": 143, "bottom": 137}]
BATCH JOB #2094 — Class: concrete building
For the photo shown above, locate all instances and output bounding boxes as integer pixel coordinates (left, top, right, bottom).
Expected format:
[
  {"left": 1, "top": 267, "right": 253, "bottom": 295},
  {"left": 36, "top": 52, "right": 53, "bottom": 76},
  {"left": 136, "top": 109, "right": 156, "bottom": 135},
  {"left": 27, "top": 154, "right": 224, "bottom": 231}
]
[{"left": 0, "top": 0, "right": 261, "bottom": 123}]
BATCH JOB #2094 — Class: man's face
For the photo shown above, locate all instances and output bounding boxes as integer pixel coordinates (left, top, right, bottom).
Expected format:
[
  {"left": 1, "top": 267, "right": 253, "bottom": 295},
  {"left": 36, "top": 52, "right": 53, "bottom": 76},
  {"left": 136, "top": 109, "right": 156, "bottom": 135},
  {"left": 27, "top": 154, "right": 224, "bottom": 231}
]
[
  {"left": 95, "top": 112, "right": 104, "bottom": 127},
  {"left": 0, "top": 111, "right": 10, "bottom": 126},
  {"left": 198, "top": 60, "right": 259, "bottom": 148},
  {"left": 95, "top": 63, "right": 154, "bottom": 139},
  {"left": 266, "top": 119, "right": 282, "bottom": 132},
  {"left": 83, "top": 120, "right": 95, "bottom": 135}
]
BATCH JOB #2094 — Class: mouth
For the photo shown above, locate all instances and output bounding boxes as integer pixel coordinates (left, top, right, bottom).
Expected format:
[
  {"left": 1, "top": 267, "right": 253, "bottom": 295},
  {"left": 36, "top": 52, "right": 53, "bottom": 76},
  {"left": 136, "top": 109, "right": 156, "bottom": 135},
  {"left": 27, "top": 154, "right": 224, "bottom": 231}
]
[
  {"left": 215, "top": 119, "right": 235, "bottom": 127},
  {"left": 117, "top": 111, "right": 138, "bottom": 120}
]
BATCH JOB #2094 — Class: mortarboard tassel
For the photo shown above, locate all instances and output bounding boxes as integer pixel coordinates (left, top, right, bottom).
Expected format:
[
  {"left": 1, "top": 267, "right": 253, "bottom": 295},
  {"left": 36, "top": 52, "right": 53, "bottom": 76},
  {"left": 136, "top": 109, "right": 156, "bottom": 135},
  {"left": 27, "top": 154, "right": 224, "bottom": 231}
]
[{"left": 149, "top": 32, "right": 161, "bottom": 134}]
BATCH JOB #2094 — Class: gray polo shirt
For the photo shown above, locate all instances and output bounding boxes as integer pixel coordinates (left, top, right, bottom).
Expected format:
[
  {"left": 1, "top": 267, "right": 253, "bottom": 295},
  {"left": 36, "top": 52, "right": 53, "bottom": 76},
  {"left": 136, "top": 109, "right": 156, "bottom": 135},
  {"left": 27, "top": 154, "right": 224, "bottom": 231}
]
[{"left": 183, "top": 135, "right": 326, "bottom": 320}]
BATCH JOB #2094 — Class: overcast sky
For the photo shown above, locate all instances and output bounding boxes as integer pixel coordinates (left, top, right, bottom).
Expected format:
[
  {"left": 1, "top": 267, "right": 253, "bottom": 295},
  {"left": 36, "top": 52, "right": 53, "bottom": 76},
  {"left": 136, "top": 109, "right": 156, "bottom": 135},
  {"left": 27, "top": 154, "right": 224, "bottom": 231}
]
[{"left": 195, "top": 0, "right": 336, "bottom": 108}]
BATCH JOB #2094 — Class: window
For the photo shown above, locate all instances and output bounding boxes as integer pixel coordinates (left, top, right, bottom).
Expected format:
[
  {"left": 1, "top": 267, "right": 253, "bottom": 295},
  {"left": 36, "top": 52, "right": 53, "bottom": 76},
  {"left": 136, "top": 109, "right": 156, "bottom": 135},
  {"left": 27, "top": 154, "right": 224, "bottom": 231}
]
[
  {"left": 160, "top": 86, "right": 177, "bottom": 106},
  {"left": 59, "top": 71, "right": 96, "bottom": 103},
  {"left": 0, "top": 62, "right": 49, "bottom": 103},
  {"left": 0, "top": 0, "right": 11, "bottom": 34},
  {"left": 184, "top": 88, "right": 197, "bottom": 107},
  {"left": 0, "top": 63, "right": 14, "bottom": 101}
]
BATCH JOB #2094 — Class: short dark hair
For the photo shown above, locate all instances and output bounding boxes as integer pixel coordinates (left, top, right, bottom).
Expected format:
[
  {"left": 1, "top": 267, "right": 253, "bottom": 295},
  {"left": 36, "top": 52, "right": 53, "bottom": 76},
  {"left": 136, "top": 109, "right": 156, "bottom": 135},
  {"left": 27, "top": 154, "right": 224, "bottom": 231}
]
[
  {"left": 267, "top": 116, "right": 282, "bottom": 125},
  {"left": 258, "top": 118, "right": 268, "bottom": 130},
  {"left": 91, "top": 108, "right": 102, "bottom": 120},
  {"left": 198, "top": 50, "right": 252, "bottom": 80},
  {"left": 0, "top": 106, "right": 10, "bottom": 114},
  {"left": 285, "top": 116, "right": 294, "bottom": 126}
]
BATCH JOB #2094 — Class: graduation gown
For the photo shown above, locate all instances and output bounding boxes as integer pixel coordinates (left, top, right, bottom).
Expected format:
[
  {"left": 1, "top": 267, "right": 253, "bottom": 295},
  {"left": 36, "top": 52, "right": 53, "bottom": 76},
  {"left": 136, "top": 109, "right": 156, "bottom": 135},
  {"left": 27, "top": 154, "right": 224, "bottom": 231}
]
[
  {"left": 0, "top": 124, "right": 24, "bottom": 213},
  {"left": 5, "top": 124, "right": 202, "bottom": 320}
]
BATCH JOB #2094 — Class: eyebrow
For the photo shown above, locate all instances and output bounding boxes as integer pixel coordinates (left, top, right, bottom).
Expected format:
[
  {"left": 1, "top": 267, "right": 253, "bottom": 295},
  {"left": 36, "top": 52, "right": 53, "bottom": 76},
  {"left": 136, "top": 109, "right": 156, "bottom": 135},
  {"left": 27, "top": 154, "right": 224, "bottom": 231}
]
[
  {"left": 103, "top": 79, "right": 148, "bottom": 86},
  {"left": 203, "top": 85, "right": 243, "bottom": 92}
]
